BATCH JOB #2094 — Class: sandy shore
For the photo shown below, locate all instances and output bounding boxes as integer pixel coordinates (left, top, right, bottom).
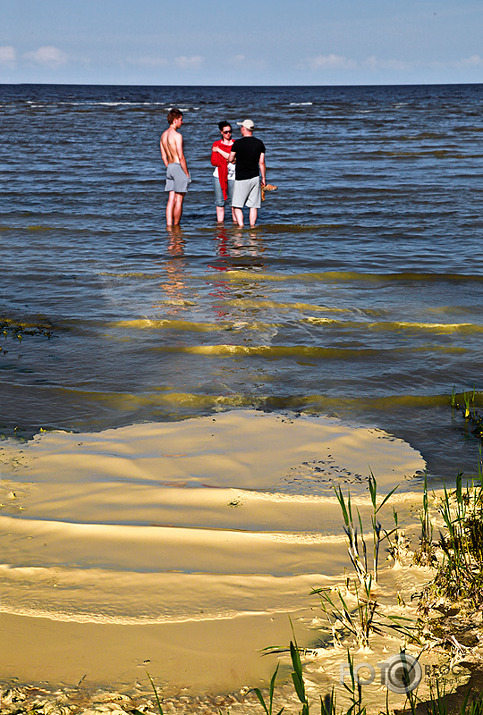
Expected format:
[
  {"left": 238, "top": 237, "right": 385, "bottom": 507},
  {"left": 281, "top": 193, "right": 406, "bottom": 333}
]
[{"left": 0, "top": 409, "right": 426, "bottom": 698}]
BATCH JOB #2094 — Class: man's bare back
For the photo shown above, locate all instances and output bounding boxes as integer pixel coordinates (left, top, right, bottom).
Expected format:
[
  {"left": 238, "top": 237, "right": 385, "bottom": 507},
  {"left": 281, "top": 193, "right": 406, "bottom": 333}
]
[
  {"left": 160, "top": 127, "right": 184, "bottom": 166},
  {"left": 160, "top": 116, "right": 189, "bottom": 177}
]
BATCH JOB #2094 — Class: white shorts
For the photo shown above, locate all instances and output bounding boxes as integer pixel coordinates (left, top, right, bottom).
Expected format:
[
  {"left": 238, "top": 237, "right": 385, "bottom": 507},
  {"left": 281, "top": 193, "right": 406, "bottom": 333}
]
[{"left": 232, "top": 177, "right": 261, "bottom": 209}]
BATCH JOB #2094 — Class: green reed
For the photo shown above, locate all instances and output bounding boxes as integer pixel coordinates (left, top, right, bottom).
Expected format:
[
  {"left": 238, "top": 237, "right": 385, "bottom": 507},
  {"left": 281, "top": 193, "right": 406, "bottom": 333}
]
[
  {"left": 253, "top": 664, "right": 284, "bottom": 715},
  {"left": 334, "top": 473, "right": 398, "bottom": 585},
  {"left": 425, "top": 682, "right": 483, "bottom": 715},
  {"left": 451, "top": 387, "right": 483, "bottom": 439},
  {"left": 313, "top": 474, "right": 417, "bottom": 650},
  {"left": 257, "top": 643, "right": 363, "bottom": 715},
  {"left": 314, "top": 575, "right": 416, "bottom": 650},
  {"left": 314, "top": 578, "right": 377, "bottom": 650},
  {"left": 256, "top": 463, "right": 483, "bottom": 715},
  {"left": 414, "top": 472, "right": 436, "bottom": 566},
  {"left": 146, "top": 672, "right": 164, "bottom": 715},
  {"left": 431, "top": 468, "right": 483, "bottom": 607}
]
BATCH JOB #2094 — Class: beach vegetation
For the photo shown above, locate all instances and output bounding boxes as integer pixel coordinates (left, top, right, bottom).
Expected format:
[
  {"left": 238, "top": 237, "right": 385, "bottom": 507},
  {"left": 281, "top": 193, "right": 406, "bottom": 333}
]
[
  {"left": 423, "top": 468, "right": 483, "bottom": 609},
  {"left": 334, "top": 473, "right": 399, "bottom": 585},
  {"left": 260, "top": 458, "right": 483, "bottom": 714},
  {"left": 450, "top": 388, "right": 483, "bottom": 440},
  {"left": 313, "top": 575, "right": 415, "bottom": 650},
  {"left": 315, "top": 475, "right": 416, "bottom": 649},
  {"left": 253, "top": 663, "right": 284, "bottom": 715},
  {"left": 413, "top": 473, "right": 437, "bottom": 567},
  {"left": 0, "top": 317, "right": 55, "bottom": 340},
  {"left": 146, "top": 672, "right": 164, "bottom": 715},
  {"left": 263, "top": 474, "right": 415, "bottom": 658}
]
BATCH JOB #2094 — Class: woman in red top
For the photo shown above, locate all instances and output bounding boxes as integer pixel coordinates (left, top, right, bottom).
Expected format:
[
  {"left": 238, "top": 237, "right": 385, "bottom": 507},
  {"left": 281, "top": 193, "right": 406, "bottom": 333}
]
[{"left": 211, "top": 121, "right": 236, "bottom": 223}]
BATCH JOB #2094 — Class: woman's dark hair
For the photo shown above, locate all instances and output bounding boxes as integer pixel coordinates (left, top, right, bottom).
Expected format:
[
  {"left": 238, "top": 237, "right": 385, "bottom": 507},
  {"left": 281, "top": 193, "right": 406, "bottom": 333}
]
[{"left": 218, "top": 121, "right": 231, "bottom": 131}]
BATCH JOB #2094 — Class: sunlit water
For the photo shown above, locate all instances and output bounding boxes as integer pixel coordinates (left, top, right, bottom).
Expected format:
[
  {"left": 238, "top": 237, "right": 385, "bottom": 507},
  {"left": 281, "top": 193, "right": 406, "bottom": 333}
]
[
  {"left": 2, "top": 83, "right": 483, "bottom": 475},
  {"left": 1, "top": 83, "right": 483, "bottom": 694}
]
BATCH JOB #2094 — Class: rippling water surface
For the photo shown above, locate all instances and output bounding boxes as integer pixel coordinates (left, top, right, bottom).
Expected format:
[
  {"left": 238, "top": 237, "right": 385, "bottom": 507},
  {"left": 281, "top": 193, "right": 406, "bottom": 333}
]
[
  {"left": 2, "top": 83, "right": 483, "bottom": 477},
  {"left": 1, "top": 82, "right": 483, "bottom": 693}
]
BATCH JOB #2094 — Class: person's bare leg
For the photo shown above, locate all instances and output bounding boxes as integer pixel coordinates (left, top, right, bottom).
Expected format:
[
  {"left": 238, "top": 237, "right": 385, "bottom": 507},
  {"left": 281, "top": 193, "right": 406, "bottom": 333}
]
[
  {"left": 166, "top": 191, "right": 176, "bottom": 227},
  {"left": 173, "top": 193, "right": 185, "bottom": 225},
  {"left": 233, "top": 207, "right": 244, "bottom": 227},
  {"left": 231, "top": 206, "right": 237, "bottom": 223},
  {"left": 249, "top": 207, "right": 258, "bottom": 228},
  {"left": 216, "top": 206, "right": 225, "bottom": 222}
]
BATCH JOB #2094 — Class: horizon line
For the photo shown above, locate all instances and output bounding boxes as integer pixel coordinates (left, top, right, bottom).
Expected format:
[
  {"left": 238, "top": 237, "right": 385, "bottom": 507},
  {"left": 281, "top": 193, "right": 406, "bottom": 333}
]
[{"left": 1, "top": 80, "right": 482, "bottom": 89}]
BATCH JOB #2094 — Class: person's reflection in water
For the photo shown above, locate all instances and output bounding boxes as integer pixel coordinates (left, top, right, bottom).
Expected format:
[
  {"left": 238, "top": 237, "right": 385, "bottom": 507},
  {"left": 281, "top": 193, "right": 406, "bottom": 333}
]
[
  {"left": 207, "top": 228, "right": 266, "bottom": 329},
  {"left": 229, "top": 229, "right": 266, "bottom": 266},
  {"left": 210, "top": 226, "right": 266, "bottom": 272},
  {"left": 158, "top": 227, "right": 187, "bottom": 316},
  {"left": 209, "top": 228, "right": 274, "bottom": 353},
  {"left": 214, "top": 227, "right": 229, "bottom": 262},
  {"left": 167, "top": 226, "right": 185, "bottom": 257}
]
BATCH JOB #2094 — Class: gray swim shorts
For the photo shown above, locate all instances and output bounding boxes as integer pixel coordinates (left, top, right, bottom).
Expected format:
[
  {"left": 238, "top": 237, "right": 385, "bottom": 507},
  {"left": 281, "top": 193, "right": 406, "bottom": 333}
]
[
  {"left": 232, "top": 176, "right": 261, "bottom": 209},
  {"left": 165, "top": 163, "right": 190, "bottom": 193}
]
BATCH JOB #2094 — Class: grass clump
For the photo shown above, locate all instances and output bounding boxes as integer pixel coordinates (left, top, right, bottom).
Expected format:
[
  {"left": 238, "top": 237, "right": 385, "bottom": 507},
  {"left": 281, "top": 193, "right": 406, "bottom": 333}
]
[
  {"left": 314, "top": 474, "right": 415, "bottom": 650},
  {"left": 413, "top": 473, "right": 436, "bottom": 567},
  {"left": 426, "top": 469, "right": 483, "bottom": 609},
  {"left": 451, "top": 388, "right": 483, "bottom": 440},
  {"left": 334, "top": 473, "right": 399, "bottom": 586},
  {"left": 314, "top": 575, "right": 415, "bottom": 651}
]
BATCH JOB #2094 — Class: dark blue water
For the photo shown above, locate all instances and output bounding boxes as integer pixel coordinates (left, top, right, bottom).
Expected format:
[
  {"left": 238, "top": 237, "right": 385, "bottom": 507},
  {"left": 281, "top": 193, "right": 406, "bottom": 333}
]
[{"left": 1, "top": 83, "right": 483, "bottom": 480}]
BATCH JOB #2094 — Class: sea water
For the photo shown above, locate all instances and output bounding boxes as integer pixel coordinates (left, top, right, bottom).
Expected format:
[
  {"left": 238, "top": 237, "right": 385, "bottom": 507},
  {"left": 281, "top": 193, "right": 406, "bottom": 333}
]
[
  {"left": 1, "top": 83, "right": 483, "bottom": 478},
  {"left": 1, "top": 83, "right": 483, "bottom": 693}
]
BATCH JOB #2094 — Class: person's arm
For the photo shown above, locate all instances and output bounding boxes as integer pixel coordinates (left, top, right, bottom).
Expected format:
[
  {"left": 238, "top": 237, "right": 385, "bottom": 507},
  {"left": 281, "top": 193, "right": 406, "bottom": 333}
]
[
  {"left": 259, "top": 152, "right": 266, "bottom": 185},
  {"left": 213, "top": 145, "right": 232, "bottom": 160},
  {"left": 211, "top": 142, "right": 227, "bottom": 166},
  {"left": 176, "top": 133, "right": 190, "bottom": 177},
  {"left": 160, "top": 135, "right": 169, "bottom": 168},
  {"left": 228, "top": 150, "right": 236, "bottom": 163},
  {"left": 211, "top": 150, "right": 224, "bottom": 167}
]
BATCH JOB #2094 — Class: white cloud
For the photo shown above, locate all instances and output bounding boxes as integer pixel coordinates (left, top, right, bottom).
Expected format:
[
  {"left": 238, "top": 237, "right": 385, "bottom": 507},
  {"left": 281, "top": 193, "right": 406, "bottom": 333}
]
[
  {"left": 364, "top": 56, "right": 414, "bottom": 71},
  {"left": 228, "top": 54, "right": 266, "bottom": 71},
  {"left": 305, "top": 54, "right": 357, "bottom": 71},
  {"left": 175, "top": 55, "right": 204, "bottom": 70},
  {"left": 23, "top": 46, "right": 68, "bottom": 68},
  {"left": 452, "top": 54, "right": 483, "bottom": 68},
  {"left": 421, "top": 55, "right": 483, "bottom": 71},
  {"left": 125, "top": 56, "right": 168, "bottom": 67},
  {"left": 301, "top": 52, "right": 483, "bottom": 76},
  {"left": 0, "top": 46, "right": 16, "bottom": 67}
]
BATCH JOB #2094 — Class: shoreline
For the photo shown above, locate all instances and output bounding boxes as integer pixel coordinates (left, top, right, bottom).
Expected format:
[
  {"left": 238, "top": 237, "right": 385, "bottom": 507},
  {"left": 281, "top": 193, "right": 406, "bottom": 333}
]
[
  {"left": 0, "top": 409, "right": 425, "bottom": 696},
  {"left": 1, "top": 410, "right": 483, "bottom": 713}
]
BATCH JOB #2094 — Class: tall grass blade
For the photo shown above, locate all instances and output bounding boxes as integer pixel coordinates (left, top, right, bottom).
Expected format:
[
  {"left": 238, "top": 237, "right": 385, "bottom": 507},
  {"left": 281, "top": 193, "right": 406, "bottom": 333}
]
[{"left": 146, "top": 672, "right": 164, "bottom": 715}]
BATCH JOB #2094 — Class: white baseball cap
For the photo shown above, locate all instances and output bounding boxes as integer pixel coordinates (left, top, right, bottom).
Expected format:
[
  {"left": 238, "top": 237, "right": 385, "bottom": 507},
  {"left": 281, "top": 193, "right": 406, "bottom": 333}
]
[{"left": 237, "top": 119, "right": 255, "bottom": 130}]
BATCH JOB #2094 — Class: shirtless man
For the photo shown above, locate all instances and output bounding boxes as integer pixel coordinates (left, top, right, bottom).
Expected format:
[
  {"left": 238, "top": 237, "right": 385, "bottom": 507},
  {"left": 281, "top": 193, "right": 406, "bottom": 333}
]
[{"left": 160, "top": 108, "right": 190, "bottom": 227}]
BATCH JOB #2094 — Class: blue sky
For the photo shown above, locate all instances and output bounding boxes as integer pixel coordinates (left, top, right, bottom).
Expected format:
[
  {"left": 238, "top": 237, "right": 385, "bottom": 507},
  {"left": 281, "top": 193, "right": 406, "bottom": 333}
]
[{"left": 1, "top": 0, "right": 482, "bottom": 85}]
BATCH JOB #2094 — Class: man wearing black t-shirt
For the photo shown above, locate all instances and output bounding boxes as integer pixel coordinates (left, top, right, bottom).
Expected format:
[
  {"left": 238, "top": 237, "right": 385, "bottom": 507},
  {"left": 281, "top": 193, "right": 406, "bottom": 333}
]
[{"left": 228, "top": 119, "right": 266, "bottom": 228}]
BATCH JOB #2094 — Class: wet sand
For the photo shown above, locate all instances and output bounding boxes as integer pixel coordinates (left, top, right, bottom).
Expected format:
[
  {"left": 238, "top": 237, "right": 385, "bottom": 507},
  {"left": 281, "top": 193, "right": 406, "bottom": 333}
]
[{"left": 0, "top": 410, "right": 426, "bottom": 696}]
